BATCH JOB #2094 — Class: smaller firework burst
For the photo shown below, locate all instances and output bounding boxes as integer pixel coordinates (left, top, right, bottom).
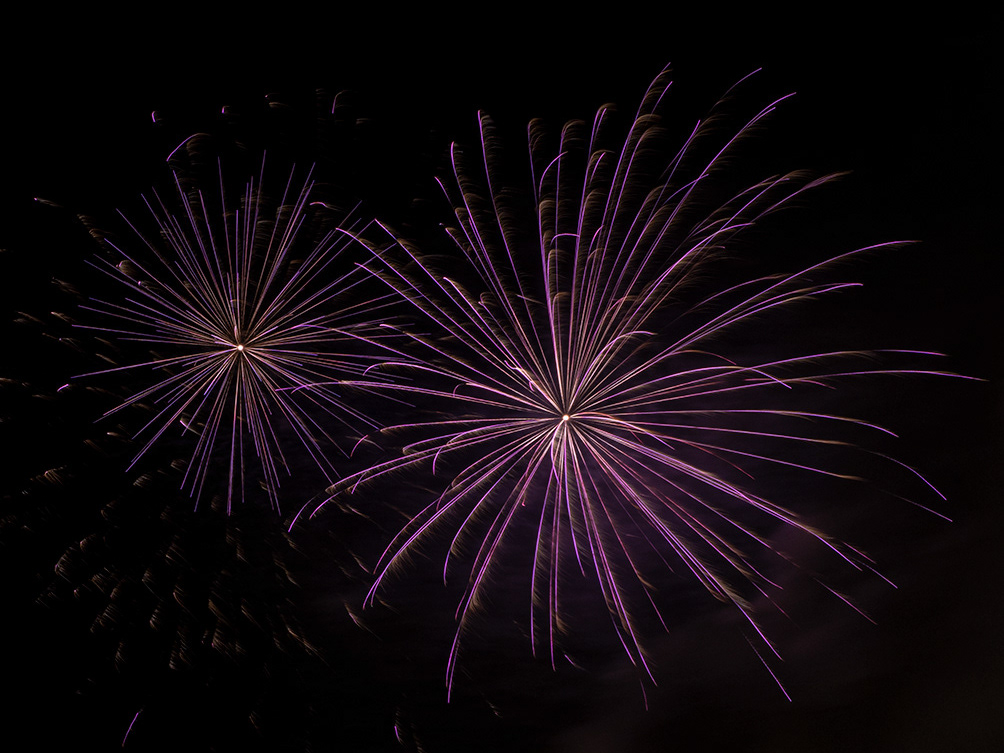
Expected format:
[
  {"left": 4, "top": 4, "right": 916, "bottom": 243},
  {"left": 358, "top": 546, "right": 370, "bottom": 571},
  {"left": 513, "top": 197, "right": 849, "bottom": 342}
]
[{"left": 79, "top": 154, "right": 396, "bottom": 512}]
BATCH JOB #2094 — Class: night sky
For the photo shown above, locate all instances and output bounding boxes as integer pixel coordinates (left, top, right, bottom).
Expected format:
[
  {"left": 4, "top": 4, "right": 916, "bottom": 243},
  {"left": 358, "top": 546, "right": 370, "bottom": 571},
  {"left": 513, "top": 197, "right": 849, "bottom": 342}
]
[{"left": 2, "top": 12, "right": 1000, "bottom": 753}]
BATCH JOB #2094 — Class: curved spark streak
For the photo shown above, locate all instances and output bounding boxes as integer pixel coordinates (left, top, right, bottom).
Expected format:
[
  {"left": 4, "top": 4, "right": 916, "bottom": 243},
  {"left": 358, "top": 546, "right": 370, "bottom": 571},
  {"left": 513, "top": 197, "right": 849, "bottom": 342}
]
[
  {"left": 300, "top": 68, "right": 961, "bottom": 690},
  {"left": 79, "top": 161, "right": 396, "bottom": 511}
]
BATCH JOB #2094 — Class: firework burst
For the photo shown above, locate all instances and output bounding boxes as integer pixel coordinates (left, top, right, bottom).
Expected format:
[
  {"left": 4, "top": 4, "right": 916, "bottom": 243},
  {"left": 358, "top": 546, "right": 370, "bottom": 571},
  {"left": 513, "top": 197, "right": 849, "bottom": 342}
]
[
  {"left": 78, "top": 153, "right": 396, "bottom": 512},
  {"left": 298, "top": 68, "right": 960, "bottom": 691}
]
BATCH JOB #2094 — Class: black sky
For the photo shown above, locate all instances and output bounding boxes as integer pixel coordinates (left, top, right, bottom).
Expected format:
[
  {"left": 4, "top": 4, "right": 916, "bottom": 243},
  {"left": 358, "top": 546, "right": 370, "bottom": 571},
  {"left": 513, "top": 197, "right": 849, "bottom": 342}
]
[{"left": 2, "top": 11, "right": 1000, "bottom": 753}]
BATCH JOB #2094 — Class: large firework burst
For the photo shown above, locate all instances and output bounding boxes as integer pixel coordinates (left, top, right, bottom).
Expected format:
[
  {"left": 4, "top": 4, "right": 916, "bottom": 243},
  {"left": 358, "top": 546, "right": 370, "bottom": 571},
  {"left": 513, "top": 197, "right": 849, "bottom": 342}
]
[
  {"left": 298, "top": 68, "right": 959, "bottom": 690},
  {"left": 79, "top": 154, "right": 394, "bottom": 511}
]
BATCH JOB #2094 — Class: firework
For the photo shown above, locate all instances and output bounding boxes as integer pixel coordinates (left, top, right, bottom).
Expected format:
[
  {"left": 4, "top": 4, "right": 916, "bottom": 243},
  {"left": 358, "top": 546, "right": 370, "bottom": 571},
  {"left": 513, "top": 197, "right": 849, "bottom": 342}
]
[
  {"left": 79, "top": 153, "right": 396, "bottom": 512},
  {"left": 296, "top": 67, "right": 961, "bottom": 692}
]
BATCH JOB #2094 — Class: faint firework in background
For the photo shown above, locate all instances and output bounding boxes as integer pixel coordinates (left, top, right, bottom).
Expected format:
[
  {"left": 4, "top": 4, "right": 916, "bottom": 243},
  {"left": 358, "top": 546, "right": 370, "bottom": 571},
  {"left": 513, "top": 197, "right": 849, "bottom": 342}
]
[
  {"left": 1, "top": 338, "right": 337, "bottom": 750},
  {"left": 299, "top": 67, "right": 962, "bottom": 694}
]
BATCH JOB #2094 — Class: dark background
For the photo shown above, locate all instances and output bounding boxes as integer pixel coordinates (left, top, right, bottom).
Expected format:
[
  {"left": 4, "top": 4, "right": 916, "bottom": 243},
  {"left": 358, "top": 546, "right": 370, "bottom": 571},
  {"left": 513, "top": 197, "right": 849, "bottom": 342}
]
[{"left": 2, "top": 10, "right": 1000, "bottom": 752}]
